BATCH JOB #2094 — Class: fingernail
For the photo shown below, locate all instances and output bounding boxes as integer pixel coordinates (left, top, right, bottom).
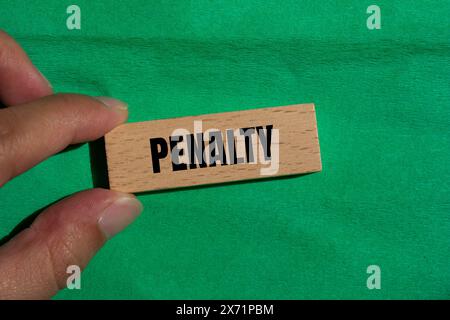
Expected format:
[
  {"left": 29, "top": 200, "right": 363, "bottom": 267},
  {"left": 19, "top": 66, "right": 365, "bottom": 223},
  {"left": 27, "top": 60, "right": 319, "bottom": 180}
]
[
  {"left": 98, "top": 196, "right": 143, "bottom": 239},
  {"left": 38, "top": 70, "right": 53, "bottom": 89},
  {"left": 94, "top": 96, "right": 128, "bottom": 112}
]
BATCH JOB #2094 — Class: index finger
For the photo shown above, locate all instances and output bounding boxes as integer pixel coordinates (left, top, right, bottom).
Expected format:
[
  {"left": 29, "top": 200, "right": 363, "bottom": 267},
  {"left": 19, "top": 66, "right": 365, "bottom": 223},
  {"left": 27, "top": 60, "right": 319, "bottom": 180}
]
[{"left": 0, "top": 94, "right": 128, "bottom": 187}]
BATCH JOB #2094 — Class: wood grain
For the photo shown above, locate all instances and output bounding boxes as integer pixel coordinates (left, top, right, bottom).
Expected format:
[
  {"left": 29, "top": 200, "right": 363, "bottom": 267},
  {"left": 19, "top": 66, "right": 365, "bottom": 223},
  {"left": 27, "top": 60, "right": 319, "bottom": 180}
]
[{"left": 104, "top": 103, "right": 321, "bottom": 193}]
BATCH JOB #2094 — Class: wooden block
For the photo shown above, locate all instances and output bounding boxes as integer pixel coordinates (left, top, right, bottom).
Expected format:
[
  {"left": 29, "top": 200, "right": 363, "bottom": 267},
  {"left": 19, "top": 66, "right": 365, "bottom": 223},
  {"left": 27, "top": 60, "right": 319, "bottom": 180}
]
[{"left": 104, "top": 103, "right": 321, "bottom": 193}]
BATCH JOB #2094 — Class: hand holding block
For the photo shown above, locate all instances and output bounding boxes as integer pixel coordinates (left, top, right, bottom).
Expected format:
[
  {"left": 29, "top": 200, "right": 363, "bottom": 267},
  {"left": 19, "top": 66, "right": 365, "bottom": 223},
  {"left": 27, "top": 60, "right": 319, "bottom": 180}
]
[{"left": 104, "top": 103, "right": 321, "bottom": 193}]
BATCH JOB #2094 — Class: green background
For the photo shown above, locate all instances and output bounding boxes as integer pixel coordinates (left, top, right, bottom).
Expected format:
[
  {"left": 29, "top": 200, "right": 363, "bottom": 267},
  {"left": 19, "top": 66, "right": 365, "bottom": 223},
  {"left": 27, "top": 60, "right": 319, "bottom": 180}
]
[{"left": 0, "top": 1, "right": 449, "bottom": 299}]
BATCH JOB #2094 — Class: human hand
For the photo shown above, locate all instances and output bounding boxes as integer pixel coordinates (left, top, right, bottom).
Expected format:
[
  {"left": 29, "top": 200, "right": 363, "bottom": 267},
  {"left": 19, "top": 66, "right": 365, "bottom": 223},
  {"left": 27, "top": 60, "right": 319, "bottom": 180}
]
[{"left": 0, "top": 30, "right": 143, "bottom": 299}]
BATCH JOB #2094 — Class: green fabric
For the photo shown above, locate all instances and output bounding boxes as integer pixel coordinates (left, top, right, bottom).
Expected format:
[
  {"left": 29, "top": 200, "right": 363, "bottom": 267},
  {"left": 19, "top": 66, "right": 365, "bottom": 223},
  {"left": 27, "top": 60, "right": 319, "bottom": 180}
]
[{"left": 1, "top": 1, "right": 449, "bottom": 299}]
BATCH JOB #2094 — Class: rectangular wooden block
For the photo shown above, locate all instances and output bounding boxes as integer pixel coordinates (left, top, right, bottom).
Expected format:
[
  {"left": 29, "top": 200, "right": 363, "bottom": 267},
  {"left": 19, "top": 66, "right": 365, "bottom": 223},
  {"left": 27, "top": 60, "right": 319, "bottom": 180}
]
[{"left": 104, "top": 103, "right": 321, "bottom": 193}]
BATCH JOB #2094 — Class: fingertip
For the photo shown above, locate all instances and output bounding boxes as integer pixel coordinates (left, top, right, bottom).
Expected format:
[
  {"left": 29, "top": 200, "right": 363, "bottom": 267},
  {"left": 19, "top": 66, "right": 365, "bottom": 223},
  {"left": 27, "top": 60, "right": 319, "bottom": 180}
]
[
  {"left": 0, "top": 188, "right": 142, "bottom": 299},
  {"left": 98, "top": 195, "right": 143, "bottom": 239},
  {"left": 94, "top": 96, "right": 129, "bottom": 120},
  {"left": 44, "top": 93, "right": 129, "bottom": 139},
  {"left": 0, "top": 93, "right": 133, "bottom": 184},
  {"left": 36, "top": 69, "right": 53, "bottom": 91}
]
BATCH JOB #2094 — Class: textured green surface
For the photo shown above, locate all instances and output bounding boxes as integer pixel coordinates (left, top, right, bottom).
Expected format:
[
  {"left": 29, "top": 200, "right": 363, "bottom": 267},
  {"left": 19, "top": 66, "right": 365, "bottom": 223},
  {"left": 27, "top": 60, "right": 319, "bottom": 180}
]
[{"left": 0, "top": 1, "right": 449, "bottom": 299}]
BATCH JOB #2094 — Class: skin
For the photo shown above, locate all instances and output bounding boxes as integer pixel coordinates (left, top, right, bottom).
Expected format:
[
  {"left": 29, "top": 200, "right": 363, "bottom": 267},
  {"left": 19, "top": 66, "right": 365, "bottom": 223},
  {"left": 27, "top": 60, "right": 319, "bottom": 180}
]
[{"left": 0, "top": 30, "right": 141, "bottom": 299}]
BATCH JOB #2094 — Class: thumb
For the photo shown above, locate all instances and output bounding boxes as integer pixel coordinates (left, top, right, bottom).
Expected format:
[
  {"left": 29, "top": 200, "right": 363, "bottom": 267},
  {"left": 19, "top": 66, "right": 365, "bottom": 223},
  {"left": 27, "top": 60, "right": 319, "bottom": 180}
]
[{"left": 0, "top": 188, "right": 143, "bottom": 299}]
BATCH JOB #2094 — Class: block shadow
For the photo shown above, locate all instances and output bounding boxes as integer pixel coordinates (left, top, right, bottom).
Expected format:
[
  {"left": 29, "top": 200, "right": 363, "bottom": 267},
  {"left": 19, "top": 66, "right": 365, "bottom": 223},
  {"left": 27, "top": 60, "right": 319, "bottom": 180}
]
[{"left": 89, "top": 137, "right": 110, "bottom": 189}]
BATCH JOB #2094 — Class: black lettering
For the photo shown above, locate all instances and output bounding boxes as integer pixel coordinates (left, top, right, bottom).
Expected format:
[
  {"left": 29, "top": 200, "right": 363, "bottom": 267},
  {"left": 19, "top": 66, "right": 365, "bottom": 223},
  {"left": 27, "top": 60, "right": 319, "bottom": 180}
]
[
  {"left": 226, "top": 129, "right": 244, "bottom": 165},
  {"left": 149, "top": 137, "right": 168, "bottom": 173},
  {"left": 187, "top": 133, "right": 207, "bottom": 169},
  {"left": 208, "top": 131, "right": 227, "bottom": 167},
  {"left": 169, "top": 135, "right": 188, "bottom": 171},
  {"left": 240, "top": 127, "right": 256, "bottom": 163},
  {"left": 256, "top": 125, "right": 273, "bottom": 160}
]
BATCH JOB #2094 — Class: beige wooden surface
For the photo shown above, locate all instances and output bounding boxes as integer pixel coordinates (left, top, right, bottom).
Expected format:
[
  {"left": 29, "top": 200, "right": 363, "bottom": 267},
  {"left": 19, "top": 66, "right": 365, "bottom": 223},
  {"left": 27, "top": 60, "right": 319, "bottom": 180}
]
[{"left": 105, "top": 103, "right": 321, "bottom": 193}]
